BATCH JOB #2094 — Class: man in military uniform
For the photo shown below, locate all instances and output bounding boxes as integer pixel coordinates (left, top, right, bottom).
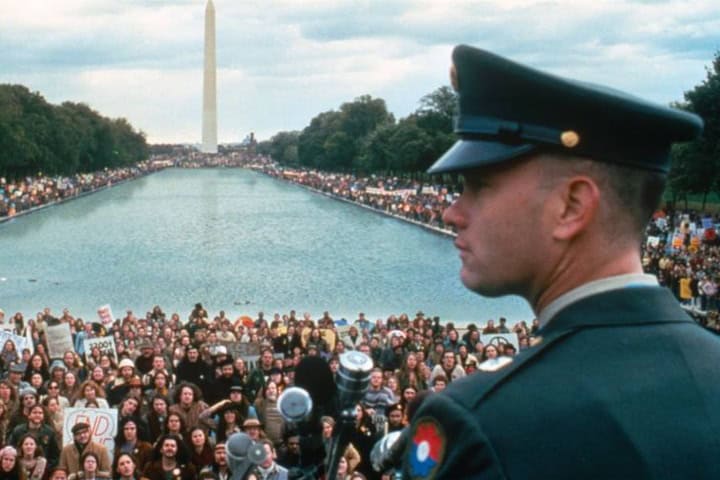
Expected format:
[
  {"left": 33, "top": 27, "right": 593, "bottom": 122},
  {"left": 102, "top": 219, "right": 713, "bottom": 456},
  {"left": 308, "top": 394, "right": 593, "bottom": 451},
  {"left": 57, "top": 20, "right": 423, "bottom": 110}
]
[{"left": 402, "top": 45, "right": 720, "bottom": 479}]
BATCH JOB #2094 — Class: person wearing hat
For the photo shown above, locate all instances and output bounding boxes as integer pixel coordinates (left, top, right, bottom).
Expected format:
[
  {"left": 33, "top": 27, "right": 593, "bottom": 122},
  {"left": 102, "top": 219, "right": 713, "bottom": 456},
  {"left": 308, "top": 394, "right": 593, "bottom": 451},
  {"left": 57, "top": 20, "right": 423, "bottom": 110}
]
[
  {"left": 199, "top": 442, "right": 231, "bottom": 480},
  {"left": 106, "top": 358, "right": 136, "bottom": 407},
  {"left": 58, "top": 422, "right": 110, "bottom": 476},
  {"left": 241, "top": 418, "right": 265, "bottom": 442},
  {"left": 134, "top": 339, "right": 155, "bottom": 376},
  {"left": 7, "top": 362, "right": 30, "bottom": 391},
  {"left": 401, "top": 45, "right": 720, "bottom": 479}
]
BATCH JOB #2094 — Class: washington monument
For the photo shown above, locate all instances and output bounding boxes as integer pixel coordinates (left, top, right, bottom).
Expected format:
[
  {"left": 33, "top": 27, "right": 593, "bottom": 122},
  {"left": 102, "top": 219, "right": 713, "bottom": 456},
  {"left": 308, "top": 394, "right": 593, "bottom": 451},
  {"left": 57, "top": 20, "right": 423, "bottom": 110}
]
[{"left": 201, "top": 0, "right": 218, "bottom": 154}]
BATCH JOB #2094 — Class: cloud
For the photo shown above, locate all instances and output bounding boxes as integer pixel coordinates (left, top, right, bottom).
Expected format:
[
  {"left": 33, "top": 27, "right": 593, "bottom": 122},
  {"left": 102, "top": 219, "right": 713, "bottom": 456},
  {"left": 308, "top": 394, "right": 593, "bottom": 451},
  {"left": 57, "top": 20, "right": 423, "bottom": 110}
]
[{"left": 0, "top": 0, "right": 717, "bottom": 143}]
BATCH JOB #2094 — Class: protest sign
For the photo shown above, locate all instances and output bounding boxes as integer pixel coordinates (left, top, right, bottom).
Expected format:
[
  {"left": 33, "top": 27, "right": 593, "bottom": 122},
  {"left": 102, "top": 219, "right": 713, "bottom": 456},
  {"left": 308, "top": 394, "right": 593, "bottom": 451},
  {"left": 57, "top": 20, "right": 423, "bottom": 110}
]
[
  {"left": 227, "top": 342, "right": 261, "bottom": 368},
  {"left": 84, "top": 336, "right": 117, "bottom": 362},
  {"left": 0, "top": 330, "right": 30, "bottom": 354},
  {"left": 46, "top": 323, "right": 74, "bottom": 359},
  {"left": 480, "top": 332, "right": 519, "bottom": 352},
  {"left": 97, "top": 304, "right": 114, "bottom": 325},
  {"left": 63, "top": 408, "right": 118, "bottom": 460}
]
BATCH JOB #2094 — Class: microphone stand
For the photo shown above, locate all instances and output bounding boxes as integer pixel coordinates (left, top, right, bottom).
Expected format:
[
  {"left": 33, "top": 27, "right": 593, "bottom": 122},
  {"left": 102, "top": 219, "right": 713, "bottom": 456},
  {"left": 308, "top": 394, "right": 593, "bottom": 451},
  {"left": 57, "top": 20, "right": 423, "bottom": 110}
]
[{"left": 325, "top": 405, "right": 357, "bottom": 480}]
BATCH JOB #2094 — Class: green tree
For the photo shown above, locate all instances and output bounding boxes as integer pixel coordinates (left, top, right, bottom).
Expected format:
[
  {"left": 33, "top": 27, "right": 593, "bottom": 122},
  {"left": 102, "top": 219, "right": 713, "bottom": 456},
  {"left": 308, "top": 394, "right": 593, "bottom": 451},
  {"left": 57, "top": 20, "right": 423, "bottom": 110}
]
[{"left": 669, "top": 51, "right": 720, "bottom": 205}]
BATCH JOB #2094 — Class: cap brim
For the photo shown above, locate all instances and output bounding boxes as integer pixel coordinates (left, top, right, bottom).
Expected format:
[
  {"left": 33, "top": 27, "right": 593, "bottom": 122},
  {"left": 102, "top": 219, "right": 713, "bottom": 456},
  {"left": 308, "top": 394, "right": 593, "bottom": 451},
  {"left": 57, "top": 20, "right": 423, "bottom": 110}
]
[{"left": 427, "top": 139, "right": 536, "bottom": 174}]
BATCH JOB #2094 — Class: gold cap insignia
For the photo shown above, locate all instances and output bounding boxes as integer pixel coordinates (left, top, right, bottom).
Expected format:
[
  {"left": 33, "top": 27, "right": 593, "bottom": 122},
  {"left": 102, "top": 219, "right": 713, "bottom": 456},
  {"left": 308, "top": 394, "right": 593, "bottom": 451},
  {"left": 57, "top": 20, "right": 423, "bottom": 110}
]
[
  {"left": 450, "top": 64, "right": 459, "bottom": 92},
  {"left": 560, "top": 130, "right": 580, "bottom": 148}
]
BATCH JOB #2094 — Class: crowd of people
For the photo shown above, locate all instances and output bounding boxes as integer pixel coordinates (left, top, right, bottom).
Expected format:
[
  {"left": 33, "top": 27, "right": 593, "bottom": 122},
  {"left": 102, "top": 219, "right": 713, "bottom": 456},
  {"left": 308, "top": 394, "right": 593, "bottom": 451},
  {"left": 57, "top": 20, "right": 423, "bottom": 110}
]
[
  {"left": 3, "top": 156, "right": 720, "bottom": 479},
  {"left": 0, "top": 164, "right": 162, "bottom": 220},
  {"left": 259, "top": 166, "right": 455, "bottom": 233},
  {"left": 0, "top": 303, "right": 539, "bottom": 480}
]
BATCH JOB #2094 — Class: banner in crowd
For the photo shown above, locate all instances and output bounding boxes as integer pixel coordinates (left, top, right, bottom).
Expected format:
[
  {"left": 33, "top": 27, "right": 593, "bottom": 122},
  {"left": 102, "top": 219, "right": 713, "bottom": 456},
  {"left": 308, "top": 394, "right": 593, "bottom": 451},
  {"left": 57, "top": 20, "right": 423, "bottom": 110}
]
[
  {"left": 0, "top": 329, "right": 31, "bottom": 355},
  {"left": 84, "top": 336, "right": 117, "bottom": 362},
  {"left": 96, "top": 304, "right": 114, "bottom": 325},
  {"left": 46, "top": 323, "right": 74, "bottom": 359},
  {"left": 63, "top": 408, "right": 118, "bottom": 460},
  {"left": 480, "top": 332, "right": 519, "bottom": 351},
  {"left": 227, "top": 342, "right": 261, "bottom": 368}
]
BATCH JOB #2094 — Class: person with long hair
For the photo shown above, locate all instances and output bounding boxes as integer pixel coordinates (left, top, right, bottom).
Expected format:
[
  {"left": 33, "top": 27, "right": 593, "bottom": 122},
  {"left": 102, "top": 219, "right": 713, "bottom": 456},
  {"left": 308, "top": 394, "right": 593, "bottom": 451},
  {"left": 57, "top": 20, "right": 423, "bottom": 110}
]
[
  {"left": 395, "top": 352, "right": 426, "bottom": 392},
  {"left": 187, "top": 427, "right": 213, "bottom": 472},
  {"left": 168, "top": 383, "right": 211, "bottom": 434},
  {"left": 113, "top": 453, "right": 140, "bottom": 480},
  {"left": 142, "top": 434, "right": 196, "bottom": 480},
  {"left": 88, "top": 368, "right": 108, "bottom": 390},
  {"left": 147, "top": 396, "right": 168, "bottom": 440},
  {"left": 214, "top": 404, "right": 242, "bottom": 444},
  {"left": 22, "top": 356, "right": 48, "bottom": 385},
  {"left": 68, "top": 451, "right": 111, "bottom": 480},
  {"left": 162, "top": 413, "right": 188, "bottom": 447},
  {"left": 112, "top": 419, "right": 152, "bottom": 470},
  {"left": 61, "top": 372, "right": 80, "bottom": 404},
  {"left": 144, "top": 372, "right": 169, "bottom": 400},
  {"left": 1, "top": 341, "right": 19, "bottom": 372},
  {"left": 73, "top": 382, "right": 109, "bottom": 409},
  {"left": 41, "top": 397, "right": 64, "bottom": 447},
  {"left": 253, "top": 381, "right": 284, "bottom": 448},
  {"left": 321, "top": 417, "right": 361, "bottom": 476},
  {"left": 0, "top": 445, "right": 26, "bottom": 480},
  {"left": 0, "top": 400, "right": 10, "bottom": 446},
  {"left": 0, "top": 382, "right": 18, "bottom": 419},
  {"left": 61, "top": 352, "right": 84, "bottom": 383},
  {"left": 17, "top": 434, "right": 46, "bottom": 480}
]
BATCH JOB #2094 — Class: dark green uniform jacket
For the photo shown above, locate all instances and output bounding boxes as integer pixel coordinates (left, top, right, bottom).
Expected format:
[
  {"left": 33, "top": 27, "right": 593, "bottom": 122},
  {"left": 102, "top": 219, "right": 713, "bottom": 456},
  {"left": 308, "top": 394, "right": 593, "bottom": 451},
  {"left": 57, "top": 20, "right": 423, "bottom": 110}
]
[{"left": 402, "top": 287, "right": 720, "bottom": 479}]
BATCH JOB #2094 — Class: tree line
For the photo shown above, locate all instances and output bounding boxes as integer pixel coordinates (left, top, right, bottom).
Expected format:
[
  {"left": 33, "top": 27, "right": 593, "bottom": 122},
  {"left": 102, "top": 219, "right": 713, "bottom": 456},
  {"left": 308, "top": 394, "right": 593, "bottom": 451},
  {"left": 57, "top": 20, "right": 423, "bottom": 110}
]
[
  {"left": 259, "top": 51, "right": 720, "bottom": 201},
  {"left": 257, "top": 87, "right": 458, "bottom": 178},
  {"left": 0, "top": 84, "right": 148, "bottom": 179}
]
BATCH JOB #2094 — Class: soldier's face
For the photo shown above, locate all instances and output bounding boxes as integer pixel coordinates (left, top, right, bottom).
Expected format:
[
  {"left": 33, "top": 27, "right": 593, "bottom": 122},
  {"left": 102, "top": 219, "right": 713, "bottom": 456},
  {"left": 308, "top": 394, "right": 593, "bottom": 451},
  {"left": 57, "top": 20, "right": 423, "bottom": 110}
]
[{"left": 443, "top": 157, "right": 551, "bottom": 299}]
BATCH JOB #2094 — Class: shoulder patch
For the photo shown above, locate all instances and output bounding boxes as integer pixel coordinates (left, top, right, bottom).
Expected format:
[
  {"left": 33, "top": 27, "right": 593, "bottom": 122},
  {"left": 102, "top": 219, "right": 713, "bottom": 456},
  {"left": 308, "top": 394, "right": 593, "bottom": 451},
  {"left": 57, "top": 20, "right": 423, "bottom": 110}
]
[{"left": 407, "top": 416, "right": 446, "bottom": 479}]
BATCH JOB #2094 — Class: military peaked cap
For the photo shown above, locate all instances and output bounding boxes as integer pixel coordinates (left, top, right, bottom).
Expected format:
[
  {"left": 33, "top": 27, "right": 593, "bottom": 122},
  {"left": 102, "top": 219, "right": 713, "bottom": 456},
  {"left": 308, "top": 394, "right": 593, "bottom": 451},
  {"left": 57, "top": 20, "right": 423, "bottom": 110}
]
[{"left": 429, "top": 44, "right": 704, "bottom": 174}]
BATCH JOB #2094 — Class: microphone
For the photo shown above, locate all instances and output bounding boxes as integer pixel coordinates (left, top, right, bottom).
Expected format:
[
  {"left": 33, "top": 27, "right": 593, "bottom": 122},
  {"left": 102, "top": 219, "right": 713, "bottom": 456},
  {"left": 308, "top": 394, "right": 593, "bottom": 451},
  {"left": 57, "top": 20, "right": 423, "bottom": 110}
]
[
  {"left": 226, "top": 432, "right": 267, "bottom": 480},
  {"left": 371, "top": 429, "right": 408, "bottom": 473},
  {"left": 326, "top": 351, "right": 374, "bottom": 480},
  {"left": 335, "top": 351, "right": 374, "bottom": 411},
  {"left": 277, "top": 387, "right": 313, "bottom": 423}
]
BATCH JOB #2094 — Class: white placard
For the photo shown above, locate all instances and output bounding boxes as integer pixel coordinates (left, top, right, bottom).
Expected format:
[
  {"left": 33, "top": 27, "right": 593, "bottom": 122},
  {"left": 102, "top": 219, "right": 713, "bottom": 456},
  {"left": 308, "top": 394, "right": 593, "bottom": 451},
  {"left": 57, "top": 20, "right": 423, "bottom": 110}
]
[
  {"left": 0, "top": 330, "right": 30, "bottom": 354},
  {"left": 84, "top": 336, "right": 117, "bottom": 362},
  {"left": 480, "top": 332, "right": 519, "bottom": 352},
  {"left": 46, "top": 323, "right": 74, "bottom": 359},
  {"left": 96, "top": 304, "right": 114, "bottom": 325}
]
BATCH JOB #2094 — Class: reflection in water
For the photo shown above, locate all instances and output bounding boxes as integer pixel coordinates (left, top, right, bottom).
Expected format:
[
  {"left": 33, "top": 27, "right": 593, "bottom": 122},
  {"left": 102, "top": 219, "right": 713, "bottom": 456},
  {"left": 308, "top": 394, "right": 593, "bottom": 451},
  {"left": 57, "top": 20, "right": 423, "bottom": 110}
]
[{"left": 0, "top": 168, "right": 532, "bottom": 324}]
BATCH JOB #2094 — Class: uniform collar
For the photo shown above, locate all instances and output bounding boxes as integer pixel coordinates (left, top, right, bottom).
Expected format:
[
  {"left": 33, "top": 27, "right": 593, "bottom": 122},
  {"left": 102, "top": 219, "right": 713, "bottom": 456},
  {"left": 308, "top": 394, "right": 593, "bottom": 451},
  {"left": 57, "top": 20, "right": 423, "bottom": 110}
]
[
  {"left": 538, "top": 282, "right": 692, "bottom": 336},
  {"left": 538, "top": 274, "right": 659, "bottom": 329}
]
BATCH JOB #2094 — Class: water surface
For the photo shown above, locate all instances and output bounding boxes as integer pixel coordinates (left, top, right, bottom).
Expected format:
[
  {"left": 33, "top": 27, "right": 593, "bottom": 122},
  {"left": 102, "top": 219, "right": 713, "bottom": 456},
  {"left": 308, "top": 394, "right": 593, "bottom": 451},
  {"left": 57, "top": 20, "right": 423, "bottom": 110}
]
[{"left": 0, "top": 168, "right": 533, "bottom": 324}]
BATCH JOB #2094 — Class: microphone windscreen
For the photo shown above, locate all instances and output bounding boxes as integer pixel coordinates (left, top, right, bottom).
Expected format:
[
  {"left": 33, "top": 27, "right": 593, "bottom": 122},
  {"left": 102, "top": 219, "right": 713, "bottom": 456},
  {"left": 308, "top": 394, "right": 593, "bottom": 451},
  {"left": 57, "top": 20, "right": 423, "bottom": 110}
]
[
  {"left": 226, "top": 432, "right": 253, "bottom": 460},
  {"left": 278, "top": 387, "right": 313, "bottom": 422},
  {"left": 247, "top": 442, "right": 268, "bottom": 465},
  {"left": 295, "top": 356, "right": 336, "bottom": 407}
]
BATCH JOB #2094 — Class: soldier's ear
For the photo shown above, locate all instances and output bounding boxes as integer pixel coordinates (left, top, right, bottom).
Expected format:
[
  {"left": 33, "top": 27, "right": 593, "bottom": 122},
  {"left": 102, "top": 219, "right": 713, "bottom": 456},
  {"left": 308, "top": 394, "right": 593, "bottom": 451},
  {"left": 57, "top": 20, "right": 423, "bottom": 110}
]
[{"left": 550, "top": 175, "right": 600, "bottom": 241}]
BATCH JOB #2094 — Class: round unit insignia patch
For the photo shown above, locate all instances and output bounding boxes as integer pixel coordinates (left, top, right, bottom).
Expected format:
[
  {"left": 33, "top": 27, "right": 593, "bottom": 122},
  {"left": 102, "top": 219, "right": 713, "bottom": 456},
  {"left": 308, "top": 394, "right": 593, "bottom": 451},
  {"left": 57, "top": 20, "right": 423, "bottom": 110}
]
[{"left": 408, "top": 417, "right": 446, "bottom": 479}]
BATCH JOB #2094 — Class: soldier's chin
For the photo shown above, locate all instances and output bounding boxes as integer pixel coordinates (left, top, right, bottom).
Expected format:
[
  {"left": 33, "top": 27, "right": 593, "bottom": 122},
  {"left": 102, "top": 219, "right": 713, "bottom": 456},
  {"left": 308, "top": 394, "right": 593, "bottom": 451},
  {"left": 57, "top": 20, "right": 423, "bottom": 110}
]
[{"left": 461, "top": 271, "right": 506, "bottom": 298}]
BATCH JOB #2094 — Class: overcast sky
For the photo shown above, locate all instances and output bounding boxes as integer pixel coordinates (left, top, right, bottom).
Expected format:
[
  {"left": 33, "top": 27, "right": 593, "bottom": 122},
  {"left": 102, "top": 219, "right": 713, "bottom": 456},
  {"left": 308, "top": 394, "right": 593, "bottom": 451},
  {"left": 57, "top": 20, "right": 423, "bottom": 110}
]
[{"left": 1, "top": 0, "right": 718, "bottom": 144}]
